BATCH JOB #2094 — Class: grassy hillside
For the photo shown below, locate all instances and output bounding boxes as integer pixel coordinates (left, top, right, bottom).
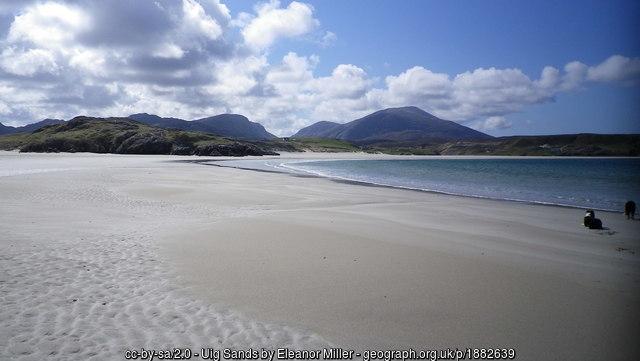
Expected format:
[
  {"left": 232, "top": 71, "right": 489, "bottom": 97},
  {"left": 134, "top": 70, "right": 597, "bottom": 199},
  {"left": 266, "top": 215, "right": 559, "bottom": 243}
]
[
  {"left": 0, "top": 116, "right": 278, "bottom": 156},
  {"left": 287, "top": 138, "right": 361, "bottom": 152},
  {"left": 365, "top": 134, "right": 640, "bottom": 156},
  {"left": 245, "top": 138, "right": 361, "bottom": 153}
]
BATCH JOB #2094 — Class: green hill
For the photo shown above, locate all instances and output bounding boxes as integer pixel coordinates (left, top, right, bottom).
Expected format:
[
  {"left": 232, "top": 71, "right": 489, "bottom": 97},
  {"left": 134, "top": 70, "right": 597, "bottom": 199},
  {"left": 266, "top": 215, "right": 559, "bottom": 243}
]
[{"left": 0, "top": 116, "right": 278, "bottom": 156}]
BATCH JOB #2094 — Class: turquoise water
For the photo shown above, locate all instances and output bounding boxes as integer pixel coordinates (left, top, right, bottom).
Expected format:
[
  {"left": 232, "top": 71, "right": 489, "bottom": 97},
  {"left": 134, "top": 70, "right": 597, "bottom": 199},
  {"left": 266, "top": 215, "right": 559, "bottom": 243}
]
[{"left": 284, "top": 158, "right": 640, "bottom": 211}]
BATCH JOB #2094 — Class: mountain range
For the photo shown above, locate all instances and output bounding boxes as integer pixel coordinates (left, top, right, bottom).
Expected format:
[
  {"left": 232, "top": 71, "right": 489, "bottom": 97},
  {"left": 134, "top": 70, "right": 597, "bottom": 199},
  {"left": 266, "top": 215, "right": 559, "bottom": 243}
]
[
  {"left": 128, "top": 113, "right": 275, "bottom": 140},
  {"left": 2, "top": 107, "right": 490, "bottom": 142},
  {"left": 0, "top": 118, "right": 65, "bottom": 135},
  {"left": 1, "top": 106, "right": 638, "bottom": 156},
  {"left": 292, "top": 106, "right": 492, "bottom": 142}
]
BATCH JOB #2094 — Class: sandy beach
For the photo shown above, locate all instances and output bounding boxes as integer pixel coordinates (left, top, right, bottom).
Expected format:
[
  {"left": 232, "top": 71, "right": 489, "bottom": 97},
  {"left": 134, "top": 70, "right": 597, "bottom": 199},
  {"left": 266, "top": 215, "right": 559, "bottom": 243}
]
[{"left": 1, "top": 151, "right": 639, "bottom": 361}]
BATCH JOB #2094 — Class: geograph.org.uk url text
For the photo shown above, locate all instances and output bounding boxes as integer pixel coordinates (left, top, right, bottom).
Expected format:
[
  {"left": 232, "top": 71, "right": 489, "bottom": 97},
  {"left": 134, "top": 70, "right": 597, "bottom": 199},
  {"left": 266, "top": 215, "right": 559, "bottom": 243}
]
[{"left": 123, "top": 347, "right": 517, "bottom": 361}]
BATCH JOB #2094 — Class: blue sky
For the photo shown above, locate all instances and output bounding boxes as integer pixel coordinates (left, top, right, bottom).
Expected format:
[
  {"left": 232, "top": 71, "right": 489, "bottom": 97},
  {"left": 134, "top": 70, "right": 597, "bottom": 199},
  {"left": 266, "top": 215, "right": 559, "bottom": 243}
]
[
  {"left": 0, "top": 0, "right": 638, "bottom": 136},
  {"left": 259, "top": 0, "right": 640, "bottom": 135},
  {"left": 265, "top": 1, "right": 639, "bottom": 74}
]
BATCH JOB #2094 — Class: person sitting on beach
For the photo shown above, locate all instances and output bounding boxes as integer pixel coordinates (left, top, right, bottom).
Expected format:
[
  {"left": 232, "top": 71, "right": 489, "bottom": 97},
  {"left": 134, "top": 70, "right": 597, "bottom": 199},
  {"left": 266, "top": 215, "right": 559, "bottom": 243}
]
[
  {"left": 583, "top": 209, "right": 603, "bottom": 229},
  {"left": 624, "top": 200, "right": 636, "bottom": 220}
]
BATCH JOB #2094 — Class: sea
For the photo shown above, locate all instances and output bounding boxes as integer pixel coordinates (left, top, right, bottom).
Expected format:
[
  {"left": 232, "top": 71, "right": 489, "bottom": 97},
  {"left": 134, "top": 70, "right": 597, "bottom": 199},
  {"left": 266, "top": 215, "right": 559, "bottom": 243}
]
[{"left": 213, "top": 157, "right": 640, "bottom": 212}]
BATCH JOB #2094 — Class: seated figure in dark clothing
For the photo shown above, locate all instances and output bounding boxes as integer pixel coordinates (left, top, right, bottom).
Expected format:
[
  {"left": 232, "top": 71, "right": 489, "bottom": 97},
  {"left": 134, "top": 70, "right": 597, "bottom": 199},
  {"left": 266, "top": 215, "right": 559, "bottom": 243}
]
[{"left": 583, "top": 209, "right": 602, "bottom": 229}]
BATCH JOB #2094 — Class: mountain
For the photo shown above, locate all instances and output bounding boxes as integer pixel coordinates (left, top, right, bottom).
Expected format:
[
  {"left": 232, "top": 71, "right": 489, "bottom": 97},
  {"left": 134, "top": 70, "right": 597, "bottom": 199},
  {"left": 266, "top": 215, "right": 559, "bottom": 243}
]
[
  {"left": 16, "top": 118, "right": 66, "bottom": 133},
  {"left": 292, "top": 106, "right": 492, "bottom": 142},
  {"left": 0, "top": 122, "right": 12, "bottom": 135},
  {"left": 0, "top": 118, "right": 65, "bottom": 135},
  {"left": 128, "top": 113, "right": 275, "bottom": 140},
  {"left": 292, "top": 121, "right": 341, "bottom": 138},
  {"left": 193, "top": 114, "right": 276, "bottom": 140},
  {"left": 126, "top": 113, "right": 190, "bottom": 131},
  {"left": 0, "top": 116, "right": 277, "bottom": 156}
]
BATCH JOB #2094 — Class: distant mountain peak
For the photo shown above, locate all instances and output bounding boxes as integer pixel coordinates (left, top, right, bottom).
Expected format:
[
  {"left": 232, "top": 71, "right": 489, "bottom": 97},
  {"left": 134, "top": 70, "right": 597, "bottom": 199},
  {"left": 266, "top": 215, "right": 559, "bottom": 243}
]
[
  {"left": 292, "top": 106, "right": 491, "bottom": 142},
  {"left": 130, "top": 112, "right": 160, "bottom": 119},
  {"left": 371, "top": 106, "right": 438, "bottom": 118},
  {"left": 384, "top": 105, "right": 423, "bottom": 112}
]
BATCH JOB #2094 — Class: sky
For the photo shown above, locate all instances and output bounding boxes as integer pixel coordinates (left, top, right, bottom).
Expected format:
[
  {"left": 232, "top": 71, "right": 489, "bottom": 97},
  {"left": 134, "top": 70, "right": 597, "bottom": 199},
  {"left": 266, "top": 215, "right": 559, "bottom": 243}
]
[{"left": 0, "top": 0, "right": 638, "bottom": 136}]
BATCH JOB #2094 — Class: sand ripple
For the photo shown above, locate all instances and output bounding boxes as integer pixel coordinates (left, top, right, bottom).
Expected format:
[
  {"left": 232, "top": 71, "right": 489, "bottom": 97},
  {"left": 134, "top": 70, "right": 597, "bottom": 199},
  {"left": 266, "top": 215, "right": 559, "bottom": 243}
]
[{"left": 0, "top": 231, "right": 329, "bottom": 360}]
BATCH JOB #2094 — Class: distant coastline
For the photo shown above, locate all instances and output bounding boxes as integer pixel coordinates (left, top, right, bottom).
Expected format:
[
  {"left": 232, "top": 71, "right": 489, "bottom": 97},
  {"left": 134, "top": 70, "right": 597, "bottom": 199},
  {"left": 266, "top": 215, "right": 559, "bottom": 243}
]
[{"left": 2, "top": 107, "right": 639, "bottom": 157}]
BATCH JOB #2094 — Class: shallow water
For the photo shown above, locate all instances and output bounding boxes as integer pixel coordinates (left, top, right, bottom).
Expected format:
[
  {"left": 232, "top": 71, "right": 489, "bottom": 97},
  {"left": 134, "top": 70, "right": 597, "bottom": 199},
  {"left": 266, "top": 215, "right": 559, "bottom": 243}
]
[{"left": 278, "top": 158, "right": 640, "bottom": 212}]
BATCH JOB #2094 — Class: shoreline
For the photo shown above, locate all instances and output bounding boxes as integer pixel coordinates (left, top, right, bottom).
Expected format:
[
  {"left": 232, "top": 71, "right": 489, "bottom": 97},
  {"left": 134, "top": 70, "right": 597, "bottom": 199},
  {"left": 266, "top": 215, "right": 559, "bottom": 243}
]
[{"left": 184, "top": 156, "right": 628, "bottom": 214}]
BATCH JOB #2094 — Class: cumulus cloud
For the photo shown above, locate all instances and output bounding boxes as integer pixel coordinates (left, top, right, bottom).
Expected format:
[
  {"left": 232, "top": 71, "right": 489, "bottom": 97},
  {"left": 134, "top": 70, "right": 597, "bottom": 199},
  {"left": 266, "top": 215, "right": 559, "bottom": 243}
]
[
  {"left": 0, "top": 1, "right": 637, "bottom": 136},
  {"left": 181, "top": 0, "right": 223, "bottom": 41},
  {"left": 0, "top": 47, "right": 59, "bottom": 76},
  {"left": 311, "top": 64, "right": 371, "bottom": 99},
  {"left": 363, "top": 55, "right": 640, "bottom": 125},
  {"left": 476, "top": 116, "right": 512, "bottom": 131},
  {"left": 386, "top": 67, "right": 452, "bottom": 100},
  {"left": 241, "top": 0, "right": 319, "bottom": 50},
  {"left": 8, "top": 2, "right": 89, "bottom": 47},
  {"left": 587, "top": 55, "right": 640, "bottom": 84},
  {"left": 366, "top": 65, "right": 548, "bottom": 122}
]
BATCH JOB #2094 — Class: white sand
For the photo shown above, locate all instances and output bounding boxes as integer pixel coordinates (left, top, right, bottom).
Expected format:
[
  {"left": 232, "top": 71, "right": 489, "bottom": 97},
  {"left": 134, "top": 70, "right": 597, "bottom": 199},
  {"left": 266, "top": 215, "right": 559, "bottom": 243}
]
[
  {"left": 0, "top": 152, "right": 329, "bottom": 361},
  {"left": 1, "top": 151, "right": 639, "bottom": 361}
]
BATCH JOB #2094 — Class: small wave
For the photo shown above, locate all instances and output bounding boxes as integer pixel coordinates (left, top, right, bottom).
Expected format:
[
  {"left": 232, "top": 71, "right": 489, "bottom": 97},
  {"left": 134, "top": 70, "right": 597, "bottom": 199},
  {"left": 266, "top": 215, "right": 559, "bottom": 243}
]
[{"left": 278, "top": 161, "right": 620, "bottom": 212}]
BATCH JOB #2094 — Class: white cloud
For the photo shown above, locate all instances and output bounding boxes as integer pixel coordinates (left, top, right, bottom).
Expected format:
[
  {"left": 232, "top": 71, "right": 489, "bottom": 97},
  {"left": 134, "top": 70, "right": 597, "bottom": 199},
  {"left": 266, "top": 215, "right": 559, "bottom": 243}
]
[
  {"left": 535, "top": 66, "right": 560, "bottom": 90},
  {"left": 587, "top": 55, "right": 640, "bottom": 84},
  {"left": 384, "top": 67, "right": 452, "bottom": 104},
  {"left": 311, "top": 64, "right": 371, "bottom": 99},
  {"left": 241, "top": 0, "right": 319, "bottom": 50},
  {"left": 450, "top": 67, "right": 549, "bottom": 119},
  {"left": 152, "top": 43, "right": 185, "bottom": 59},
  {"left": 265, "top": 52, "right": 317, "bottom": 94},
  {"left": 230, "top": 12, "right": 253, "bottom": 28},
  {"left": 476, "top": 116, "right": 512, "bottom": 131},
  {"left": 365, "top": 66, "right": 550, "bottom": 121},
  {"left": 7, "top": 2, "right": 89, "bottom": 48},
  {"left": 561, "top": 61, "right": 588, "bottom": 90},
  {"left": 181, "top": 0, "right": 223, "bottom": 41},
  {"left": 68, "top": 49, "right": 107, "bottom": 76},
  {"left": 205, "top": 55, "right": 268, "bottom": 95},
  {"left": 0, "top": 101, "right": 11, "bottom": 115},
  {"left": 204, "top": 0, "right": 231, "bottom": 21},
  {"left": 319, "top": 31, "right": 337, "bottom": 48},
  {"left": 0, "top": 47, "right": 59, "bottom": 76}
]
